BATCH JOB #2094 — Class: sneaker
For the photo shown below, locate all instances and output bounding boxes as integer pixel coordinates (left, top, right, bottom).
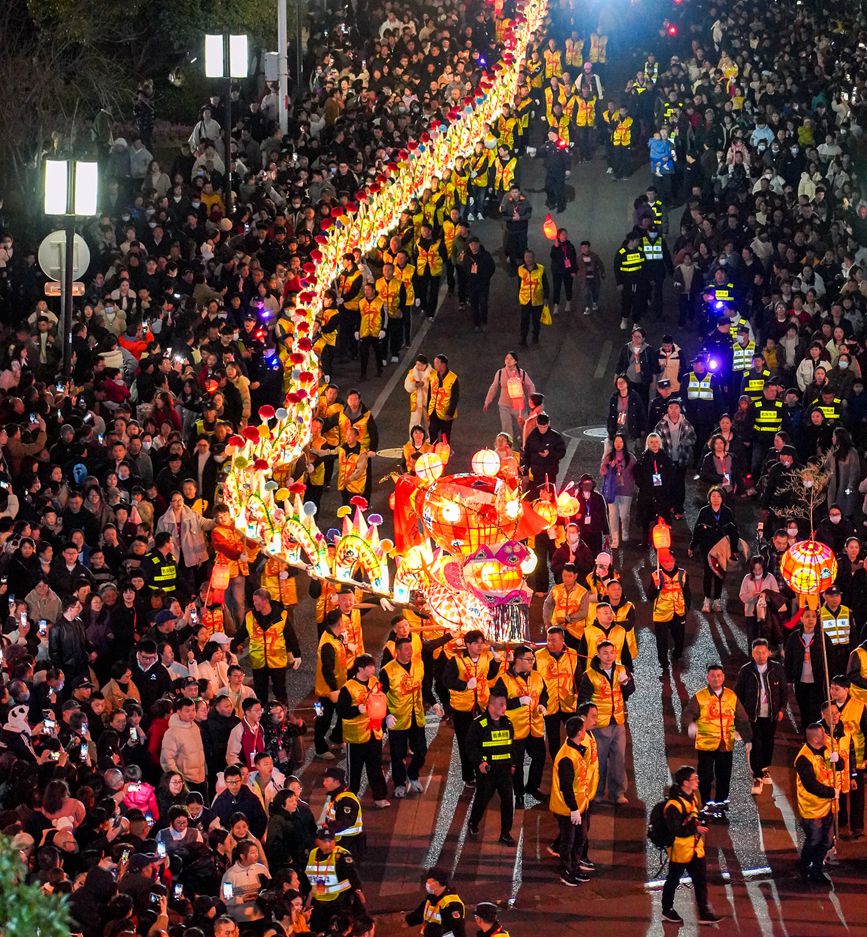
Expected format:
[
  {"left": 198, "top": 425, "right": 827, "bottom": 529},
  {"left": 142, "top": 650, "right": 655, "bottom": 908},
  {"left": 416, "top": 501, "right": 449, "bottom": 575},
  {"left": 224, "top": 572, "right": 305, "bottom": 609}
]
[
  {"left": 578, "top": 860, "right": 595, "bottom": 873},
  {"left": 620, "top": 317, "right": 629, "bottom": 330},
  {"left": 712, "top": 599, "right": 722, "bottom": 612},
  {"left": 373, "top": 799, "right": 391, "bottom": 809},
  {"left": 584, "top": 307, "right": 590, "bottom": 315},
  {"left": 592, "top": 302, "right": 599, "bottom": 311},
  {"left": 394, "top": 785, "right": 406, "bottom": 799},
  {"left": 314, "top": 751, "right": 336, "bottom": 760},
  {"left": 391, "top": 356, "right": 399, "bottom": 363},
  {"left": 606, "top": 167, "right": 614, "bottom": 175},
  {"left": 560, "top": 872, "right": 581, "bottom": 887},
  {"left": 498, "top": 833, "right": 517, "bottom": 846},
  {"left": 701, "top": 598, "right": 711, "bottom": 613},
  {"left": 751, "top": 779, "right": 763, "bottom": 795},
  {"left": 526, "top": 789, "right": 546, "bottom": 802},
  {"left": 545, "top": 844, "right": 561, "bottom": 858},
  {"left": 408, "top": 779, "right": 423, "bottom": 794},
  {"left": 699, "top": 912, "right": 722, "bottom": 925},
  {"left": 661, "top": 909, "right": 684, "bottom": 924}
]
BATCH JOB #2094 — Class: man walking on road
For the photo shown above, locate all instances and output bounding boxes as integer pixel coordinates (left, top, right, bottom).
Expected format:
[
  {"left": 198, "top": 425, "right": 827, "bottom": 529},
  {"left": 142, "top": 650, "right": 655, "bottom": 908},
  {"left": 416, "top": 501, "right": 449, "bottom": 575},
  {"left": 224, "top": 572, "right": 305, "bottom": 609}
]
[
  {"left": 500, "top": 184, "right": 532, "bottom": 274},
  {"left": 466, "top": 686, "right": 516, "bottom": 845}
]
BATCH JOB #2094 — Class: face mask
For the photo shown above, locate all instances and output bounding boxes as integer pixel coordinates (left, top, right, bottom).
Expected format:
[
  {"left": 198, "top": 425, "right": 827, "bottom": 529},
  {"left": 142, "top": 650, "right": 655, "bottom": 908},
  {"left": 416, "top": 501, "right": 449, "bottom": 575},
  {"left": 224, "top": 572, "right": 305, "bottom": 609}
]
[
  {"left": 840, "top": 360, "right": 850, "bottom": 369},
  {"left": 192, "top": 200, "right": 201, "bottom": 208},
  {"left": 787, "top": 529, "right": 798, "bottom": 538},
  {"left": 830, "top": 515, "right": 842, "bottom": 524},
  {"left": 142, "top": 440, "right": 152, "bottom": 450}
]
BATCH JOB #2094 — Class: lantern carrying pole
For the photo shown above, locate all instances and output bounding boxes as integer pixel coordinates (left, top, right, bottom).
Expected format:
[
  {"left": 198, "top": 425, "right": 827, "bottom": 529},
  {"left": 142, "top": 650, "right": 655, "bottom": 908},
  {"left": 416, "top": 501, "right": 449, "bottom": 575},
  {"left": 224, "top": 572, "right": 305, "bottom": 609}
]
[{"left": 818, "top": 610, "right": 840, "bottom": 853}]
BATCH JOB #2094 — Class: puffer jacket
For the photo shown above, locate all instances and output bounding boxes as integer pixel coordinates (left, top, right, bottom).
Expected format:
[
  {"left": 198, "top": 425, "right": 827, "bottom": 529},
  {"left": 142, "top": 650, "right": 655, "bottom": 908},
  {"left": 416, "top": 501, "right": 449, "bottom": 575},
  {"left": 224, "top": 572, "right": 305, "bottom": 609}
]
[{"left": 159, "top": 712, "right": 206, "bottom": 784}]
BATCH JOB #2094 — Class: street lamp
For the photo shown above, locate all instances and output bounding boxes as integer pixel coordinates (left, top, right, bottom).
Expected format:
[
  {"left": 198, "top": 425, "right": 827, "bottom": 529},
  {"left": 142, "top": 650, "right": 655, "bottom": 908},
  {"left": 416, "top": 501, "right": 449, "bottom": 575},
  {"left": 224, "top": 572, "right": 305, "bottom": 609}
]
[
  {"left": 43, "top": 158, "right": 98, "bottom": 376},
  {"left": 205, "top": 33, "right": 248, "bottom": 215}
]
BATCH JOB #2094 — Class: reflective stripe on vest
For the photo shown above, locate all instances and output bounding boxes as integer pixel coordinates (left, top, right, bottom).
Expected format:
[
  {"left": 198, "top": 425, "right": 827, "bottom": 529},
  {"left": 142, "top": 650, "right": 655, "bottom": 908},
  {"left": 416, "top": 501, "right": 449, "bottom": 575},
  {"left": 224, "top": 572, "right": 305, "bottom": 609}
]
[
  {"left": 642, "top": 237, "right": 663, "bottom": 261},
  {"left": 423, "top": 893, "right": 465, "bottom": 926},
  {"left": 687, "top": 373, "right": 714, "bottom": 400},
  {"left": 618, "top": 249, "right": 643, "bottom": 273},
  {"left": 305, "top": 848, "right": 352, "bottom": 900},
  {"left": 817, "top": 400, "right": 842, "bottom": 421},
  {"left": 753, "top": 400, "right": 783, "bottom": 433},
  {"left": 821, "top": 607, "right": 851, "bottom": 646},
  {"left": 732, "top": 341, "right": 756, "bottom": 372},
  {"left": 325, "top": 790, "right": 364, "bottom": 838}
]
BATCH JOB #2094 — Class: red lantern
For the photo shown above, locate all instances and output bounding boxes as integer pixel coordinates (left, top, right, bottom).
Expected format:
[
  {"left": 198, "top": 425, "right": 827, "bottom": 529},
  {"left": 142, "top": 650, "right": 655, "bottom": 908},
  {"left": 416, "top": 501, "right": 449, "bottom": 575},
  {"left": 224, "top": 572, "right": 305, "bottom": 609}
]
[
  {"left": 651, "top": 517, "right": 672, "bottom": 552},
  {"left": 433, "top": 436, "right": 451, "bottom": 465},
  {"left": 543, "top": 213, "right": 557, "bottom": 241},
  {"left": 366, "top": 689, "right": 388, "bottom": 731}
]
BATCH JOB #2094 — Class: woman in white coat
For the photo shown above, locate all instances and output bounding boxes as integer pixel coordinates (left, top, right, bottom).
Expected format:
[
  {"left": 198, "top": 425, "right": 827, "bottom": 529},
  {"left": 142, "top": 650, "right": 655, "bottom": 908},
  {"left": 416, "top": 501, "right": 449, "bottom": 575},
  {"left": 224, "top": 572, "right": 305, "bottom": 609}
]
[{"left": 156, "top": 492, "right": 216, "bottom": 593}]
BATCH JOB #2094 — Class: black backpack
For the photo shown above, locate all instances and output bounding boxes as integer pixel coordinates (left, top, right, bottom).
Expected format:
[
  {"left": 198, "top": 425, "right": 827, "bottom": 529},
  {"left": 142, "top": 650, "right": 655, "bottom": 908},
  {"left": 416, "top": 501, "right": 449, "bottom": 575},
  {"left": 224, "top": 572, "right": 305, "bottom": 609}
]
[{"left": 647, "top": 800, "right": 674, "bottom": 849}]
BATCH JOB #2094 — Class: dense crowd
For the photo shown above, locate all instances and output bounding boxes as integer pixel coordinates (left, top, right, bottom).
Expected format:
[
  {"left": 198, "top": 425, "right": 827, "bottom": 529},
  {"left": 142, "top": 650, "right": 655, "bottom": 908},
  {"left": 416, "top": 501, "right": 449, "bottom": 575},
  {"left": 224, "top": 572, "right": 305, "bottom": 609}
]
[{"left": 0, "top": 0, "right": 866, "bottom": 931}]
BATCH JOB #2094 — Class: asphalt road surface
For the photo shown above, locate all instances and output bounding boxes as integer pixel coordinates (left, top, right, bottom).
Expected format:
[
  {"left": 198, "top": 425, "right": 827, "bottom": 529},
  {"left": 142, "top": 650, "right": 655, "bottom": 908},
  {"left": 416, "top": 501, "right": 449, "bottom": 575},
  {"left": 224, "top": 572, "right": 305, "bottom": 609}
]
[{"left": 274, "top": 146, "right": 867, "bottom": 935}]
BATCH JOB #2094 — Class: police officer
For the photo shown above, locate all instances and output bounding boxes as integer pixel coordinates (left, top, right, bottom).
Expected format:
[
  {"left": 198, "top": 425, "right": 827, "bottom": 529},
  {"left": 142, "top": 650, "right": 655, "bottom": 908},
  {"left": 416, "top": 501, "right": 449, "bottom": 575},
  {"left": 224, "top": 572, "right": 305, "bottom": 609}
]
[
  {"left": 322, "top": 766, "right": 365, "bottom": 860},
  {"left": 143, "top": 531, "right": 178, "bottom": 597},
  {"left": 474, "top": 902, "right": 512, "bottom": 937},
  {"left": 638, "top": 218, "right": 673, "bottom": 320},
  {"left": 404, "top": 868, "right": 466, "bottom": 936},
  {"left": 466, "top": 686, "right": 516, "bottom": 845},
  {"left": 749, "top": 380, "right": 784, "bottom": 478},
  {"left": 739, "top": 353, "right": 772, "bottom": 404},
  {"left": 731, "top": 323, "right": 756, "bottom": 392},
  {"left": 305, "top": 827, "right": 366, "bottom": 932},
  {"left": 816, "top": 385, "right": 844, "bottom": 427},
  {"left": 683, "top": 355, "right": 719, "bottom": 466},
  {"left": 615, "top": 231, "right": 646, "bottom": 331},
  {"left": 648, "top": 378, "right": 676, "bottom": 428},
  {"left": 821, "top": 585, "right": 854, "bottom": 681}
]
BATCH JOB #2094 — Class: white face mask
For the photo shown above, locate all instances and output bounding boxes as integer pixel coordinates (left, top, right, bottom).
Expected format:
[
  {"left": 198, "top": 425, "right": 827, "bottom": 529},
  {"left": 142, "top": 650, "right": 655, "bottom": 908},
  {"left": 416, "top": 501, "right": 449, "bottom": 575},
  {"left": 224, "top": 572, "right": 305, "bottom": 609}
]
[
  {"left": 830, "top": 515, "right": 842, "bottom": 524},
  {"left": 839, "top": 360, "right": 850, "bottom": 369},
  {"left": 787, "top": 529, "right": 798, "bottom": 538}
]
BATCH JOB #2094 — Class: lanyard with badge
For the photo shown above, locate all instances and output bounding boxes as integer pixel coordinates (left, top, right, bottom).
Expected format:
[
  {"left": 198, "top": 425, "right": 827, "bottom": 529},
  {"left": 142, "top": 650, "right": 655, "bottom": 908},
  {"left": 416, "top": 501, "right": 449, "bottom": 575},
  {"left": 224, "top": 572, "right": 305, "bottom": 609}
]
[{"left": 652, "top": 458, "right": 662, "bottom": 487}]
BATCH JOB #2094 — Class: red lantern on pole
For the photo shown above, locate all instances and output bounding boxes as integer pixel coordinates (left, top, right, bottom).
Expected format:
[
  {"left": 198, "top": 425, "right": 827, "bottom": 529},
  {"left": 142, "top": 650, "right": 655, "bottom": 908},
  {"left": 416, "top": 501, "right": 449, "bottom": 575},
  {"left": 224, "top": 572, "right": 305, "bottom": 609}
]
[
  {"left": 543, "top": 213, "right": 557, "bottom": 241},
  {"left": 651, "top": 517, "right": 671, "bottom": 552}
]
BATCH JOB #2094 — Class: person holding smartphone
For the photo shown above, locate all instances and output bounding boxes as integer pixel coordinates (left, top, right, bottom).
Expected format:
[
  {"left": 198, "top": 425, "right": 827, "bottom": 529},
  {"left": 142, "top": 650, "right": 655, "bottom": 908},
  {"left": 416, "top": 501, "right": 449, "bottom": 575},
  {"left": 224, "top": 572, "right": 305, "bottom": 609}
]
[{"left": 220, "top": 840, "right": 271, "bottom": 924}]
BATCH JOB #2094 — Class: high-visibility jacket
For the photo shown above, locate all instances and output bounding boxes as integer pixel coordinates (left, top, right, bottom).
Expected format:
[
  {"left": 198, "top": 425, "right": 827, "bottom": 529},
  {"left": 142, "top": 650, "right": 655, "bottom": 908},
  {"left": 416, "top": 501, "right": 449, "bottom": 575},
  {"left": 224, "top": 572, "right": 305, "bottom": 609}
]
[
  {"left": 752, "top": 399, "right": 783, "bottom": 435},
  {"left": 589, "top": 33, "right": 607, "bottom": 63},
  {"left": 544, "top": 48, "right": 563, "bottom": 78},
  {"left": 342, "top": 676, "right": 383, "bottom": 744},
  {"left": 686, "top": 371, "right": 714, "bottom": 401},
  {"left": 617, "top": 247, "right": 644, "bottom": 276},
  {"left": 641, "top": 235, "right": 664, "bottom": 262},
  {"left": 261, "top": 558, "right": 298, "bottom": 606},
  {"left": 612, "top": 600, "right": 638, "bottom": 659},
  {"left": 319, "top": 306, "right": 340, "bottom": 347},
  {"left": 817, "top": 397, "right": 843, "bottom": 422},
  {"left": 564, "top": 38, "right": 583, "bottom": 67},
  {"left": 247, "top": 609, "right": 289, "bottom": 670},
  {"left": 544, "top": 86, "right": 568, "bottom": 124},
  {"left": 652, "top": 568, "right": 686, "bottom": 622},
  {"left": 583, "top": 622, "right": 629, "bottom": 670},
  {"left": 449, "top": 651, "right": 495, "bottom": 713},
  {"left": 516, "top": 95, "right": 533, "bottom": 131},
  {"left": 470, "top": 151, "right": 490, "bottom": 187},
  {"left": 585, "top": 664, "right": 628, "bottom": 726},
  {"left": 527, "top": 56, "right": 544, "bottom": 88},
  {"left": 417, "top": 240, "right": 444, "bottom": 277},
  {"left": 665, "top": 792, "right": 705, "bottom": 863},
  {"left": 821, "top": 604, "right": 852, "bottom": 648},
  {"left": 145, "top": 550, "right": 177, "bottom": 593},
  {"left": 395, "top": 263, "right": 416, "bottom": 305},
  {"left": 315, "top": 630, "right": 347, "bottom": 698},
  {"left": 325, "top": 790, "right": 363, "bottom": 839},
  {"left": 442, "top": 219, "right": 460, "bottom": 257},
  {"left": 517, "top": 264, "right": 546, "bottom": 306},
  {"left": 428, "top": 369, "right": 458, "bottom": 420},
  {"left": 851, "top": 646, "right": 867, "bottom": 705},
  {"left": 475, "top": 713, "right": 513, "bottom": 763},
  {"left": 494, "top": 157, "right": 517, "bottom": 192},
  {"left": 549, "top": 582, "right": 589, "bottom": 641},
  {"left": 693, "top": 686, "right": 738, "bottom": 751},
  {"left": 497, "top": 670, "right": 545, "bottom": 738},
  {"left": 382, "top": 657, "right": 425, "bottom": 730},
  {"left": 795, "top": 743, "right": 836, "bottom": 819},
  {"left": 732, "top": 340, "right": 756, "bottom": 374},
  {"left": 339, "top": 269, "right": 362, "bottom": 311},
  {"left": 612, "top": 116, "right": 633, "bottom": 146},
  {"left": 574, "top": 96, "right": 596, "bottom": 127},
  {"left": 358, "top": 295, "right": 384, "bottom": 338},
  {"left": 338, "top": 445, "right": 366, "bottom": 496},
  {"left": 838, "top": 695, "right": 866, "bottom": 767},
  {"left": 742, "top": 369, "right": 771, "bottom": 401},
  {"left": 648, "top": 198, "right": 664, "bottom": 230},
  {"left": 422, "top": 890, "right": 465, "bottom": 929},
  {"left": 305, "top": 846, "right": 352, "bottom": 901},
  {"left": 535, "top": 647, "right": 579, "bottom": 714},
  {"left": 550, "top": 740, "right": 589, "bottom": 815},
  {"left": 644, "top": 60, "right": 659, "bottom": 82},
  {"left": 375, "top": 276, "right": 403, "bottom": 319},
  {"left": 583, "top": 729, "right": 599, "bottom": 799},
  {"left": 708, "top": 281, "right": 735, "bottom": 303},
  {"left": 498, "top": 115, "right": 519, "bottom": 149}
]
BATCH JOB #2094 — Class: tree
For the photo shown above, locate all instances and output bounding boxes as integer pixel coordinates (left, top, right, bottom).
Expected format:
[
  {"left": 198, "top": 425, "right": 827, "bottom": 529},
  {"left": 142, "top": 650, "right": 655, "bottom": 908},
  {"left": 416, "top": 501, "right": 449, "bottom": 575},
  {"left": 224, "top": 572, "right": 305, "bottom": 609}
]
[{"left": 0, "top": 834, "right": 71, "bottom": 937}]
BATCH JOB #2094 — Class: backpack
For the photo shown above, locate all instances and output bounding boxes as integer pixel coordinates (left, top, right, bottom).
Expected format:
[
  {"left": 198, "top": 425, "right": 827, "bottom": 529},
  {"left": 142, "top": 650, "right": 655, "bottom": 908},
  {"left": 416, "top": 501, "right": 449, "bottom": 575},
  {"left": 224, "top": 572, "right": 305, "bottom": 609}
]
[{"left": 647, "top": 800, "right": 674, "bottom": 849}]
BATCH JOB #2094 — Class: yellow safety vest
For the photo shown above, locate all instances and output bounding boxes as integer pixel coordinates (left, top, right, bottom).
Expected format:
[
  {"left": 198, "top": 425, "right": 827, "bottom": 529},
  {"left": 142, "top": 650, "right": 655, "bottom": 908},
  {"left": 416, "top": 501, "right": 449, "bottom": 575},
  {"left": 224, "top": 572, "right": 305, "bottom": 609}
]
[
  {"left": 339, "top": 269, "right": 362, "bottom": 311},
  {"left": 820, "top": 605, "right": 851, "bottom": 647},
  {"left": 732, "top": 340, "right": 756, "bottom": 373},
  {"left": 337, "top": 446, "right": 365, "bottom": 495},
  {"left": 795, "top": 743, "right": 836, "bottom": 819},
  {"left": 582, "top": 622, "right": 628, "bottom": 670},
  {"left": 585, "top": 664, "right": 627, "bottom": 727},
  {"left": 544, "top": 48, "right": 562, "bottom": 78},
  {"left": 497, "top": 670, "right": 545, "bottom": 739},
  {"left": 743, "top": 369, "right": 771, "bottom": 400},
  {"left": 358, "top": 296, "right": 383, "bottom": 338},
  {"left": 584, "top": 730, "right": 599, "bottom": 799},
  {"left": 382, "top": 657, "right": 425, "bottom": 730},
  {"left": 574, "top": 96, "right": 596, "bottom": 127},
  {"left": 752, "top": 399, "right": 783, "bottom": 434},
  {"left": 613, "top": 117, "right": 633, "bottom": 146},
  {"left": 665, "top": 793, "right": 706, "bottom": 863},
  {"left": 470, "top": 152, "right": 490, "bottom": 187},
  {"left": 851, "top": 647, "right": 867, "bottom": 706},
  {"left": 342, "top": 677, "right": 383, "bottom": 744},
  {"left": 686, "top": 372, "right": 714, "bottom": 400},
  {"left": 315, "top": 631, "right": 347, "bottom": 698},
  {"left": 641, "top": 235, "right": 664, "bottom": 262},
  {"left": 246, "top": 609, "right": 289, "bottom": 670},
  {"left": 442, "top": 219, "right": 459, "bottom": 256},
  {"left": 550, "top": 741, "right": 589, "bottom": 815},
  {"left": 535, "top": 647, "right": 578, "bottom": 714},
  {"left": 589, "top": 33, "right": 607, "bottom": 63},
  {"left": 375, "top": 276, "right": 403, "bottom": 319},
  {"left": 422, "top": 891, "right": 465, "bottom": 928},
  {"left": 317, "top": 397, "right": 344, "bottom": 446},
  {"left": 838, "top": 696, "right": 866, "bottom": 767},
  {"left": 383, "top": 631, "right": 423, "bottom": 665},
  {"left": 549, "top": 582, "right": 589, "bottom": 640},
  {"left": 305, "top": 846, "right": 352, "bottom": 901},
  {"left": 649, "top": 199, "right": 664, "bottom": 229},
  {"left": 693, "top": 686, "right": 738, "bottom": 752},
  {"left": 428, "top": 369, "right": 458, "bottom": 420},
  {"left": 612, "top": 601, "right": 638, "bottom": 659},
  {"left": 395, "top": 263, "right": 416, "bottom": 305},
  {"left": 517, "top": 264, "right": 546, "bottom": 306},
  {"left": 498, "top": 115, "right": 519, "bottom": 149},
  {"left": 817, "top": 398, "right": 843, "bottom": 422},
  {"left": 544, "top": 85, "right": 567, "bottom": 124},
  {"left": 494, "top": 157, "right": 517, "bottom": 192},
  {"left": 652, "top": 568, "right": 686, "bottom": 621},
  {"left": 417, "top": 240, "right": 444, "bottom": 277},
  {"left": 449, "top": 651, "right": 495, "bottom": 713},
  {"left": 325, "top": 790, "right": 363, "bottom": 838},
  {"left": 564, "top": 38, "right": 583, "bottom": 67}
]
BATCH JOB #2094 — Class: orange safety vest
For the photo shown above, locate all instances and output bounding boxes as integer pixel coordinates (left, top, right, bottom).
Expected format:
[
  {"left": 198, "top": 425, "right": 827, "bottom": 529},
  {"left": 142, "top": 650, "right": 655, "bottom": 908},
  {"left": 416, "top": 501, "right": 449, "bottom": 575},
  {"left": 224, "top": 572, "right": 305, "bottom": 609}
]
[
  {"left": 247, "top": 609, "right": 289, "bottom": 670},
  {"left": 201, "top": 606, "right": 225, "bottom": 639},
  {"left": 450, "top": 651, "right": 495, "bottom": 713},
  {"left": 585, "top": 664, "right": 627, "bottom": 727},
  {"left": 338, "top": 446, "right": 365, "bottom": 496},
  {"left": 535, "top": 647, "right": 578, "bottom": 714},
  {"left": 416, "top": 240, "right": 444, "bottom": 277},
  {"left": 342, "top": 677, "right": 383, "bottom": 744},
  {"left": 358, "top": 296, "right": 384, "bottom": 338},
  {"left": 382, "top": 657, "right": 426, "bottom": 730},
  {"left": 517, "top": 264, "right": 546, "bottom": 305},
  {"left": 549, "top": 582, "right": 589, "bottom": 641},
  {"left": 375, "top": 275, "right": 403, "bottom": 319},
  {"left": 549, "top": 741, "right": 589, "bottom": 815},
  {"left": 652, "top": 568, "right": 686, "bottom": 621},
  {"left": 315, "top": 630, "right": 347, "bottom": 697},
  {"left": 693, "top": 686, "right": 738, "bottom": 752},
  {"left": 497, "top": 670, "right": 545, "bottom": 738}
]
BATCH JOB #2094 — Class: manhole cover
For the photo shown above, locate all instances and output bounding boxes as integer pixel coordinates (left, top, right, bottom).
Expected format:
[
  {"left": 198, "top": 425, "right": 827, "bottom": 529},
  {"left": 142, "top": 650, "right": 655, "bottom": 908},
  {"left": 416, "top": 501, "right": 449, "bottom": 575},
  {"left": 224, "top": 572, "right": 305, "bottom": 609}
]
[
  {"left": 583, "top": 426, "right": 608, "bottom": 438},
  {"left": 561, "top": 424, "right": 608, "bottom": 440}
]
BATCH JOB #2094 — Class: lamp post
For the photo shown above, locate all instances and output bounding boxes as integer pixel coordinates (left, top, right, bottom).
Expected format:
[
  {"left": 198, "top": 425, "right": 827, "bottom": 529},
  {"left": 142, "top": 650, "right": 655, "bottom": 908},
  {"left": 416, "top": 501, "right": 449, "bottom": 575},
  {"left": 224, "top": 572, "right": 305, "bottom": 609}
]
[
  {"left": 205, "top": 33, "right": 248, "bottom": 216},
  {"left": 43, "top": 158, "right": 98, "bottom": 377}
]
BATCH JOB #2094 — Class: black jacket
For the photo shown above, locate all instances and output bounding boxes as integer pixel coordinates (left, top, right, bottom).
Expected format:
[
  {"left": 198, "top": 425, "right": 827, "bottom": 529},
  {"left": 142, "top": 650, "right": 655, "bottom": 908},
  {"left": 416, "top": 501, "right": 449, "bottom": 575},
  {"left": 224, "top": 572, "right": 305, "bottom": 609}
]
[
  {"left": 523, "top": 426, "right": 567, "bottom": 486},
  {"left": 550, "top": 239, "right": 578, "bottom": 275},
  {"left": 689, "top": 503, "right": 739, "bottom": 556},
  {"left": 634, "top": 447, "right": 674, "bottom": 511},
  {"left": 463, "top": 246, "right": 496, "bottom": 291},
  {"left": 733, "top": 660, "right": 788, "bottom": 721},
  {"left": 615, "top": 342, "right": 657, "bottom": 386},
  {"left": 607, "top": 390, "right": 645, "bottom": 439},
  {"left": 785, "top": 626, "right": 830, "bottom": 684}
]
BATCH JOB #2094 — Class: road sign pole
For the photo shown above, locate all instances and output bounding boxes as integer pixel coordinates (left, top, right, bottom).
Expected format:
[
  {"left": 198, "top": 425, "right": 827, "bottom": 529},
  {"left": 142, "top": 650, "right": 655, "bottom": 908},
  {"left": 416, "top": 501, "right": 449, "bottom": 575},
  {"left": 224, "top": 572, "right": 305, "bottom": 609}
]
[{"left": 62, "top": 217, "right": 75, "bottom": 377}]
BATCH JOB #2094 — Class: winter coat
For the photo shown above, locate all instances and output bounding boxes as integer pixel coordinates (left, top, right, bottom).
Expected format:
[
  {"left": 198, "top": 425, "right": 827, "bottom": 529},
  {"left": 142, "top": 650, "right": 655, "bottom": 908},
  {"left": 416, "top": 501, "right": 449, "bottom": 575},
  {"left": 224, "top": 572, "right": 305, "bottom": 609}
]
[
  {"left": 606, "top": 390, "right": 645, "bottom": 440},
  {"left": 159, "top": 712, "right": 207, "bottom": 784},
  {"left": 689, "top": 504, "right": 739, "bottom": 556},
  {"left": 155, "top": 504, "right": 214, "bottom": 567},
  {"left": 634, "top": 448, "right": 674, "bottom": 514},
  {"left": 824, "top": 447, "right": 862, "bottom": 518},
  {"left": 523, "top": 426, "right": 567, "bottom": 485},
  {"left": 733, "top": 660, "right": 788, "bottom": 720},
  {"left": 654, "top": 415, "right": 697, "bottom": 467},
  {"left": 48, "top": 617, "right": 89, "bottom": 678}
]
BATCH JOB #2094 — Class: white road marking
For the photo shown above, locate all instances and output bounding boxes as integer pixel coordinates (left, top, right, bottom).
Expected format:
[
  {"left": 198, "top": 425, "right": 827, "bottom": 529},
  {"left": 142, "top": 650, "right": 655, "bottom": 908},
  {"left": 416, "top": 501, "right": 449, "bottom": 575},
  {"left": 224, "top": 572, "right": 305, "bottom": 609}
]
[
  {"left": 557, "top": 436, "right": 581, "bottom": 488},
  {"left": 593, "top": 339, "right": 613, "bottom": 379}
]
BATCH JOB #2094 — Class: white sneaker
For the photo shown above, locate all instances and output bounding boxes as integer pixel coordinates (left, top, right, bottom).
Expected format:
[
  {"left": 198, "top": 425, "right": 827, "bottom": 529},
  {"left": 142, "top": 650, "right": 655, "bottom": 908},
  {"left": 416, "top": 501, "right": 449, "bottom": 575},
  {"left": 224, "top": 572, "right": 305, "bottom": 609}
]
[
  {"left": 606, "top": 167, "right": 614, "bottom": 175},
  {"left": 584, "top": 306, "right": 590, "bottom": 315},
  {"left": 374, "top": 799, "right": 391, "bottom": 809},
  {"left": 394, "top": 785, "right": 406, "bottom": 799},
  {"left": 620, "top": 317, "right": 628, "bottom": 330},
  {"left": 408, "top": 779, "right": 423, "bottom": 793},
  {"left": 468, "top": 213, "right": 476, "bottom": 221},
  {"left": 390, "top": 356, "right": 399, "bottom": 363},
  {"left": 712, "top": 599, "right": 722, "bottom": 612},
  {"left": 701, "top": 598, "right": 711, "bottom": 613},
  {"left": 592, "top": 302, "right": 598, "bottom": 311}
]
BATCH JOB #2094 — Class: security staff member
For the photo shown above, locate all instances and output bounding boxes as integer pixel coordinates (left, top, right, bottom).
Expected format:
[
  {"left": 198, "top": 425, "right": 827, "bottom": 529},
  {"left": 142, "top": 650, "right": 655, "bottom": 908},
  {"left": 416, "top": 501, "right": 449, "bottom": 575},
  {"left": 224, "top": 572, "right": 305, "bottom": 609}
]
[
  {"left": 703, "top": 269, "right": 736, "bottom": 314},
  {"left": 639, "top": 221, "right": 673, "bottom": 320},
  {"left": 314, "top": 610, "right": 348, "bottom": 758},
  {"left": 647, "top": 549, "right": 691, "bottom": 672},
  {"left": 731, "top": 323, "right": 756, "bottom": 385},
  {"left": 465, "top": 686, "right": 516, "bottom": 845},
  {"left": 549, "top": 715, "right": 591, "bottom": 886},
  {"left": 517, "top": 250, "right": 550, "bottom": 347},
  {"left": 322, "top": 766, "right": 365, "bottom": 859},
  {"left": 493, "top": 645, "right": 548, "bottom": 807},
  {"left": 542, "top": 563, "right": 591, "bottom": 650},
  {"left": 739, "top": 353, "right": 771, "bottom": 403},
  {"left": 821, "top": 585, "right": 853, "bottom": 686},
  {"left": 816, "top": 385, "right": 844, "bottom": 426},
  {"left": 238, "top": 588, "right": 300, "bottom": 705},
  {"left": 614, "top": 232, "right": 645, "bottom": 331},
  {"left": 443, "top": 629, "right": 501, "bottom": 785},
  {"left": 404, "top": 868, "right": 466, "bottom": 936},
  {"left": 684, "top": 663, "right": 752, "bottom": 812},
  {"left": 646, "top": 185, "right": 664, "bottom": 231},
  {"left": 795, "top": 723, "right": 840, "bottom": 884},
  {"left": 428, "top": 354, "right": 459, "bottom": 443},
  {"left": 474, "top": 902, "right": 512, "bottom": 937},
  {"left": 143, "top": 531, "right": 178, "bottom": 596},
  {"left": 684, "top": 355, "right": 719, "bottom": 465},
  {"left": 355, "top": 282, "right": 385, "bottom": 380},
  {"left": 610, "top": 105, "right": 633, "bottom": 180},
  {"left": 337, "top": 654, "right": 390, "bottom": 806},
  {"left": 749, "top": 380, "right": 783, "bottom": 478},
  {"left": 535, "top": 626, "right": 580, "bottom": 759},
  {"left": 337, "top": 253, "right": 363, "bottom": 360},
  {"left": 416, "top": 223, "right": 445, "bottom": 319},
  {"left": 305, "top": 827, "right": 365, "bottom": 932}
]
